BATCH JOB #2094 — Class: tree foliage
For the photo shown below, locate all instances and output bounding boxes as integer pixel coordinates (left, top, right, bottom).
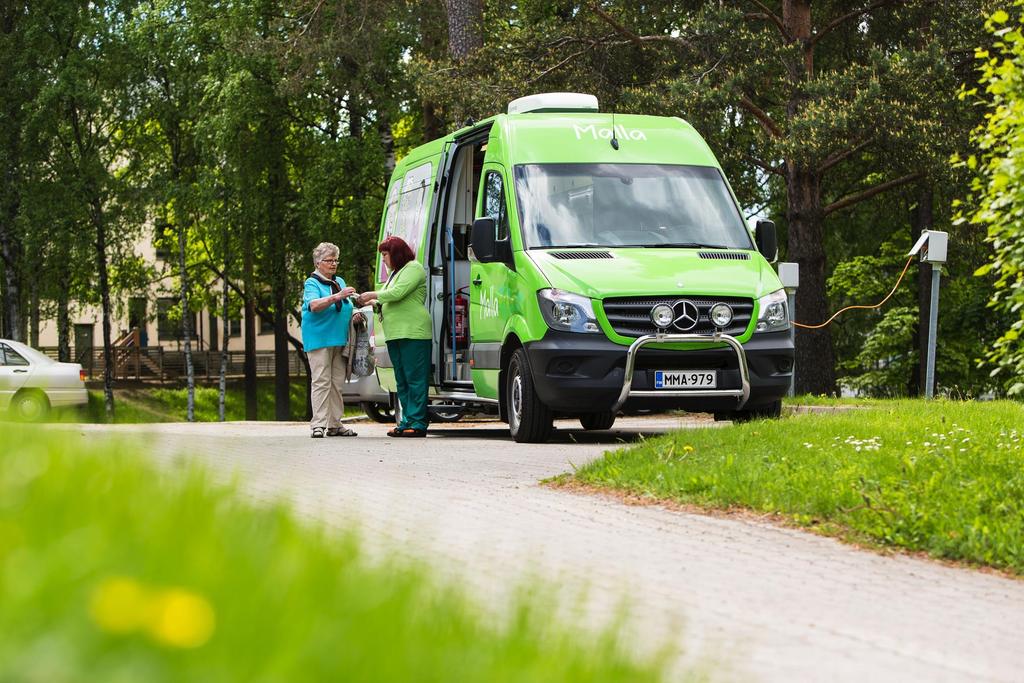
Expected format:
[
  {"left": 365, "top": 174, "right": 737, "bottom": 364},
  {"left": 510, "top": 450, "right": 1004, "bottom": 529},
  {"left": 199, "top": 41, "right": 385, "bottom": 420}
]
[
  {"left": 0, "top": 0, "right": 1015, "bottom": 407},
  {"left": 960, "top": 5, "right": 1024, "bottom": 395}
]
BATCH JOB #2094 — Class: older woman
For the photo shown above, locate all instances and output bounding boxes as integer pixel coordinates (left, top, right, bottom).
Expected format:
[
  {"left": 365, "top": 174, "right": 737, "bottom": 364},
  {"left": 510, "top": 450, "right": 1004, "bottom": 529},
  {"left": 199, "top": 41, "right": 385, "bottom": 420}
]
[
  {"left": 302, "top": 242, "right": 360, "bottom": 438},
  {"left": 357, "top": 236, "right": 431, "bottom": 437}
]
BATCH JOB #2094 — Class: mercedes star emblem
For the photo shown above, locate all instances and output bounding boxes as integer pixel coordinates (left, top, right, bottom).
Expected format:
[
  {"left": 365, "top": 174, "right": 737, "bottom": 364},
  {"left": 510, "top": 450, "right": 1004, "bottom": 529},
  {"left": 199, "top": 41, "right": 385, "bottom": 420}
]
[{"left": 671, "top": 299, "right": 700, "bottom": 332}]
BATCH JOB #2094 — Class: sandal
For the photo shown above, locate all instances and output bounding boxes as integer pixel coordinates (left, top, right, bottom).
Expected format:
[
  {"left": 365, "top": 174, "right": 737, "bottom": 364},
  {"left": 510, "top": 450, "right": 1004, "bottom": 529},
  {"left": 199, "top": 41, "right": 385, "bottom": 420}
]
[
  {"left": 396, "top": 428, "right": 426, "bottom": 438},
  {"left": 327, "top": 426, "right": 358, "bottom": 437},
  {"left": 386, "top": 427, "right": 404, "bottom": 438},
  {"left": 311, "top": 427, "right": 325, "bottom": 439}
]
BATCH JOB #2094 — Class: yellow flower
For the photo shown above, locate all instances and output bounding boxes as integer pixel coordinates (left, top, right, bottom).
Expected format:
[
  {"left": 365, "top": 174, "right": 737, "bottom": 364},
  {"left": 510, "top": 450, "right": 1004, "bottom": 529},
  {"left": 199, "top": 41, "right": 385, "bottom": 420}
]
[
  {"left": 683, "top": 445, "right": 694, "bottom": 453},
  {"left": 146, "top": 588, "right": 216, "bottom": 649},
  {"left": 89, "top": 577, "right": 150, "bottom": 634}
]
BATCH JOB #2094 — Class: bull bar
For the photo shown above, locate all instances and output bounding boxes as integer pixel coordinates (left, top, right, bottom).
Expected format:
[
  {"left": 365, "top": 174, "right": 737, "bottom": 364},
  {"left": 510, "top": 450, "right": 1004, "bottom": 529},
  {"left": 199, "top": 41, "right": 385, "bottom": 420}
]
[{"left": 610, "top": 332, "right": 751, "bottom": 413}]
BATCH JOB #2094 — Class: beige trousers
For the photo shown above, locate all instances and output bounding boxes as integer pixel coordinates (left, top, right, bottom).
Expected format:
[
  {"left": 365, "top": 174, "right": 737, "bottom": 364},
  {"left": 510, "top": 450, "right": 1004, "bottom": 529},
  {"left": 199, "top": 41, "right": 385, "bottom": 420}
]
[{"left": 308, "top": 346, "right": 347, "bottom": 430}]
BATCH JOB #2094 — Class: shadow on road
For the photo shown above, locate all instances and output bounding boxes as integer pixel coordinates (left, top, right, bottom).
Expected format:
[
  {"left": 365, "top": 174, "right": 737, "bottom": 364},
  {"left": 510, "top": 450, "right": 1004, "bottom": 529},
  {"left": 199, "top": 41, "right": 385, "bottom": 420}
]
[{"left": 424, "top": 425, "right": 663, "bottom": 445}]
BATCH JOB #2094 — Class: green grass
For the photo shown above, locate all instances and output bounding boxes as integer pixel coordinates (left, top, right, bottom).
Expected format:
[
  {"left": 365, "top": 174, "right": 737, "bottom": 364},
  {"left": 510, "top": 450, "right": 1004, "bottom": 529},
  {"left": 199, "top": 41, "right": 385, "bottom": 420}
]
[
  {"left": 573, "top": 400, "right": 1024, "bottom": 574},
  {"left": 63, "top": 380, "right": 359, "bottom": 423},
  {"left": 783, "top": 394, "right": 879, "bottom": 407},
  {"left": 0, "top": 427, "right": 669, "bottom": 682}
]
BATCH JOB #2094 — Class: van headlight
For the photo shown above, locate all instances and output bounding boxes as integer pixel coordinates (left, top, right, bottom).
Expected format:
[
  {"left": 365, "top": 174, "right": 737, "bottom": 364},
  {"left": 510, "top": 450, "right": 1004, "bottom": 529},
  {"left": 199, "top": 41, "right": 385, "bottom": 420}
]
[
  {"left": 537, "top": 289, "right": 600, "bottom": 333},
  {"left": 755, "top": 289, "right": 789, "bottom": 333}
]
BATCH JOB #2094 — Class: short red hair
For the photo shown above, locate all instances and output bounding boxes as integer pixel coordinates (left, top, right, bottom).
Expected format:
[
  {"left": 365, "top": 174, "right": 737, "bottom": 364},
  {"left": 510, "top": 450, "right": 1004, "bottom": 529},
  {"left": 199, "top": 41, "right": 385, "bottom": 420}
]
[{"left": 378, "top": 236, "right": 415, "bottom": 273}]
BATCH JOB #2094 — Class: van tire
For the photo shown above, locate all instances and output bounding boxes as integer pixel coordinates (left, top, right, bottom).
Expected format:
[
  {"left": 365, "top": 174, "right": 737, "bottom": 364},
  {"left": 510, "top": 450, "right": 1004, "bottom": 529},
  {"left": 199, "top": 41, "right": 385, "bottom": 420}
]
[
  {"left": 714, "top": 399, "right": 782, "bottom": 423},
  {"left": 507, "top": 348, "right": 553, "bottom": 443},
  {"left": 579, "top": 411, "right": 616, "bottom": 431}
]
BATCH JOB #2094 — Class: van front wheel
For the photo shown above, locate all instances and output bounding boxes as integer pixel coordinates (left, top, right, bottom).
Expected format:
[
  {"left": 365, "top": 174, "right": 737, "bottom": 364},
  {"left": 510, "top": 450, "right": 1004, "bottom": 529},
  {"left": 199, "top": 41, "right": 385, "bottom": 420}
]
[{"left": 507, "top": 348, "right": 553, "bottom": 443}]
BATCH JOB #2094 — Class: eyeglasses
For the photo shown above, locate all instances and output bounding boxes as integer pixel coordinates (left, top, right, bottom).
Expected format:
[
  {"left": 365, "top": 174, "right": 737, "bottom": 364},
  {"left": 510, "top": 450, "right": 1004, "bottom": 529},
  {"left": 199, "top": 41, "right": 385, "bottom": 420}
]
[{"left": 320, "top": 259, "right": 338, "bottom": 264}]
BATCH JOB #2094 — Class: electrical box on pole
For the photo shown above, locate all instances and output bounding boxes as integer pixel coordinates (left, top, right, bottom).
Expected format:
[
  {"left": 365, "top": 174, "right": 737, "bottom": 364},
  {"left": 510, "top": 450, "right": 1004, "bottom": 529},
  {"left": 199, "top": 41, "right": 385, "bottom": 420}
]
[
  {"left": 778, "top": 262, "right": 798, "bottom": 397},
  {"left": 908, "top": 231, "right": 947, "bottom": 399}
]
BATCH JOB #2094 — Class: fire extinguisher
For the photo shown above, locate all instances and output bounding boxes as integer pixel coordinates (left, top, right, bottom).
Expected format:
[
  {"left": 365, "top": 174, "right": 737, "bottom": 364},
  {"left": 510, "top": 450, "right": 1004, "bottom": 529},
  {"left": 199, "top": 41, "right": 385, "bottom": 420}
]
[{"left": 454, "top": 288, "right": 468, "bottom": 348}]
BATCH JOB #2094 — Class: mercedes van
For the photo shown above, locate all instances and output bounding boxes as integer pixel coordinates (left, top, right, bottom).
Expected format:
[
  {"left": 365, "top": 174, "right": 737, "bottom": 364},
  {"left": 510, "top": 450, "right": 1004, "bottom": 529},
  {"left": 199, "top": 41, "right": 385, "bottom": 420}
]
[{"left": 372, "top": 93, "right": 793, "bottom": 442}]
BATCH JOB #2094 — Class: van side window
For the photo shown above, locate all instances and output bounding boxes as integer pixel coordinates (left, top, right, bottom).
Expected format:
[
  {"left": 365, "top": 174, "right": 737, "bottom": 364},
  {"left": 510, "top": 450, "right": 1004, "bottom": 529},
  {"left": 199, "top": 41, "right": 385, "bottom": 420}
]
[
  {"left": 380, "top": 161, "right": 433, "bottom": 282},
  {"left": 484, "top": 171, "right": 509, "bottom": 240},
  {"left": 378, "top": 181, "right": 402, "bottom": 281}
]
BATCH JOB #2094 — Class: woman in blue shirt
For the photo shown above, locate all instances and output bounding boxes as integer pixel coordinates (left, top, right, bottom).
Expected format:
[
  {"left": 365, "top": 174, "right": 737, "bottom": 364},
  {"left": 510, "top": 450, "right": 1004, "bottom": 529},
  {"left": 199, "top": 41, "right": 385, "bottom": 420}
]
[{"left": 302, "top": 242, "right": 361, "bottom": 438}]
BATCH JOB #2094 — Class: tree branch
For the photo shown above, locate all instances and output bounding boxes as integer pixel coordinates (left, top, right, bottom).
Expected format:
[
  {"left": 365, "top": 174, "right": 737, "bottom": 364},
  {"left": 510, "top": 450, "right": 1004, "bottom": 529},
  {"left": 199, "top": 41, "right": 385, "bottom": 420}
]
[
  {"left": 588, "top": 3, "right": 693, "bottom": 48},
  {"left": 743, "top": 0, "right": 788, "bottom": 40},
  {"left": 818, "top": 137, "right": 876, "bottom": 174},
  {"left": 823, "top": 172, "right": 924, "bottom": 216},
  {"left": 738, "top": 95, "right": 783, "bottom": 139},
  {"left": 529, "top": 45, "right": 593, "bottom": 84},
  {"left": 811, "top": 0, "right": 906, "bottom": 47},
  {"left": 744, "top": 153, "right": 785, "bottom": 176}
]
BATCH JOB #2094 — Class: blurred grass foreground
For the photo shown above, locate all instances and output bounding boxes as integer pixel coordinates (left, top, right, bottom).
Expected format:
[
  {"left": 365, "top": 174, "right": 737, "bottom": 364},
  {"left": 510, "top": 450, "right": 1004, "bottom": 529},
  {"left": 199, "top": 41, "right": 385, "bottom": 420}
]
[{"left": 0, "top": 427, "right": 665, "bottom": 682}]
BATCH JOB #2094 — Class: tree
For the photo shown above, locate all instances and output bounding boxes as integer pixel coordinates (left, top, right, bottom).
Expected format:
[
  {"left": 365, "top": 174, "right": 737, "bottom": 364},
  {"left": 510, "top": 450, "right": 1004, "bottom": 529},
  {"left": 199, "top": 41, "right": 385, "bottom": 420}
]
[
  {"left": 0, "top": 0, "right": 58, "bottom": 342},
  {"left": 34, "top": 0, "right": 146, "bottom": 417},
  {"left": 130, "top": 0, "right": 216, "bottom": 420},
  {"left": 416, "top": 0, "right": 998, "bottom": 395},
  {"left": 960, "top": 5, "right": 1024, "bottom": 395}
]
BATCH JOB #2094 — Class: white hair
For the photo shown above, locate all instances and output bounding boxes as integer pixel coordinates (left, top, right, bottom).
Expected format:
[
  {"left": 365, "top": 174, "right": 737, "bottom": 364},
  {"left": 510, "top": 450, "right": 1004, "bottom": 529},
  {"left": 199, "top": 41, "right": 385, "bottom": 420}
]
[{"left": 312, "top": 242, "right": 340, "bottom": 266}]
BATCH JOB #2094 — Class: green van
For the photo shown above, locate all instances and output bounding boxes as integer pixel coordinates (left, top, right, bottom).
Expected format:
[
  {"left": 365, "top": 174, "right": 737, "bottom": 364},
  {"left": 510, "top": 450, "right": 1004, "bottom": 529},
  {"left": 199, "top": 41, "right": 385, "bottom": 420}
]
[{"left": 372, "top": 93, "right": 793, "bottom": 442}]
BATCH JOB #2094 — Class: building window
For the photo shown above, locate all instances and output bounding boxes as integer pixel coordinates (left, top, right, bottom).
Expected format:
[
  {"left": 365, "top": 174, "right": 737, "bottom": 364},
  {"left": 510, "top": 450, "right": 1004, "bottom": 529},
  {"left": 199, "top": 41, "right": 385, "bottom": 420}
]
[
  {"left": 157, "top": 297, "right": 196, "bottom": 341},
  {"left": 259, "top": 314, "right": 274, "bottom": 335},
  {"left": 229, "top": 318, "right": 241, "bottom": 337}
]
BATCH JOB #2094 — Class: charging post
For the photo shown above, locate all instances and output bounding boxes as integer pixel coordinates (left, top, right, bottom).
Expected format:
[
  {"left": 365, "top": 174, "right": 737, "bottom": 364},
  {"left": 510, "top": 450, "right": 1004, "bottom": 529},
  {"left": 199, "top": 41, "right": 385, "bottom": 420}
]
[
  {"left": 909, "top": 230, "right": 948, "bottom": 399},
  {"left": 778, "top": 262, "right": 799, "bottom": 397}
]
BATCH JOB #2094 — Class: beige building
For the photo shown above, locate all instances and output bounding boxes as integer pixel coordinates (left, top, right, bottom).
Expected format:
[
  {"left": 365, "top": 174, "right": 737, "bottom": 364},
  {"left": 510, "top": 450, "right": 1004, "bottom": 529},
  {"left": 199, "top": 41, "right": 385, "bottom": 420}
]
[{"left": 36, "top": 240, "right": 302, "bottom": 380}]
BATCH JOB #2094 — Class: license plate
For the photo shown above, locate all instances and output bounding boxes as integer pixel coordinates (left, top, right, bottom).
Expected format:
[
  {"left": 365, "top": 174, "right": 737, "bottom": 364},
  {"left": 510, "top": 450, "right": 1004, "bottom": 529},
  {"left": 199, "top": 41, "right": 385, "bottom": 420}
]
[{"left": 654, "top": 370, "right": 717, "bottom": 389}]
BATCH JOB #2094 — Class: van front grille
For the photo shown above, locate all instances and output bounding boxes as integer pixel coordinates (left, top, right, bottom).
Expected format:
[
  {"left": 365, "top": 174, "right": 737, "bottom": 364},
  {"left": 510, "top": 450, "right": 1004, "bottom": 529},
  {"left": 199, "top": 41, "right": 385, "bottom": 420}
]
[
  {"left": 698, "top": 251, "right": 750, "bottom": 260},
  {"left": 601, "top": 296, "right": 754, "bottom": 338},
  {"left": 548, "top": 250, "right": 614, "bottom": 260}
]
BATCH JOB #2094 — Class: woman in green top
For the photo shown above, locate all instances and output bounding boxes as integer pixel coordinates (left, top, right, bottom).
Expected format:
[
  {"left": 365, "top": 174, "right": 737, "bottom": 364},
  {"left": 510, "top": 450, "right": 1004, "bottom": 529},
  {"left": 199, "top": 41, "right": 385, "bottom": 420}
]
[{"left": 358, "top": 236, "right": 432, "bottom": 437}]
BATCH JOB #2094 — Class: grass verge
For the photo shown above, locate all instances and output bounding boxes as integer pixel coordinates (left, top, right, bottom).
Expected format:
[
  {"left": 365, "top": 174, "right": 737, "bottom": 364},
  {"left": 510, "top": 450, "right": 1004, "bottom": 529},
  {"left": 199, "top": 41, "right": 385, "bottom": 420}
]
[
  {"left": 570, "top": 400, "right": 1024, "bottom": 575},
  {"left": 83, "top": 380, "right": 308, "bottom": 422},
  {"left": 0, "top": 427, "right": 668, "bottom": 682},
  {"left": 53, "top": 380, "right": 362, "bottom": 423}
]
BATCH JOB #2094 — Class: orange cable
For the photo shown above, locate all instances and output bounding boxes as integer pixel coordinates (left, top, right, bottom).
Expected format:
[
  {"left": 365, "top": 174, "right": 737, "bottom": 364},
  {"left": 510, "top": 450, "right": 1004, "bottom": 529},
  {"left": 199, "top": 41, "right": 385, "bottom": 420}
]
[{"left": 792, "top": 254, "right": 916, "bottom": 330}]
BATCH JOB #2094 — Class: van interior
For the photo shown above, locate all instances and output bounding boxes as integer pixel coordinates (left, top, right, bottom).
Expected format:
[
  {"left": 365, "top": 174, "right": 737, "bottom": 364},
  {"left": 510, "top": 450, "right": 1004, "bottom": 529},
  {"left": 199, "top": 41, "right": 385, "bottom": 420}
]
[{"left": 430, "top": 139, "right": 486, "bottom": 386}]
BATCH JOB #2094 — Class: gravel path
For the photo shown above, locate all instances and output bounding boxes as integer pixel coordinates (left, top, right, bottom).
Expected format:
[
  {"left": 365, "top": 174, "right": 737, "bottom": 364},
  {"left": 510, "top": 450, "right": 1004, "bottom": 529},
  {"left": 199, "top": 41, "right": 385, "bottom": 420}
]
[{"left": 73, "top": 416, "right": 1024, "bottom": 682}]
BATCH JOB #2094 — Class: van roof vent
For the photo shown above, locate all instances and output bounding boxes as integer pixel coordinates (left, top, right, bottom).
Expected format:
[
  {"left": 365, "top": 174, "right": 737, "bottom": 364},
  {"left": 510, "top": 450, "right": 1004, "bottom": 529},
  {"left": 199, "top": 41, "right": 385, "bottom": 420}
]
[
  {"left": 548, "top": 250, "right": 614, "bottom": 260},
  {"left": 508, "top": 93, "right": 599, "bottom": 115},
  {"left": 698, "top": 251, "right": 750, "bottom": 261}
]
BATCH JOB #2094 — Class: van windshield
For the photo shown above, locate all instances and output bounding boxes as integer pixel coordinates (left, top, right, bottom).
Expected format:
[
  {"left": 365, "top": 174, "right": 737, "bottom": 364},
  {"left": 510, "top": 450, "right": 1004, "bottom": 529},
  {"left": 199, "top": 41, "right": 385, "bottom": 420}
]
[{"left": 513, "top": 163, "right": 753, "bottom": 250}]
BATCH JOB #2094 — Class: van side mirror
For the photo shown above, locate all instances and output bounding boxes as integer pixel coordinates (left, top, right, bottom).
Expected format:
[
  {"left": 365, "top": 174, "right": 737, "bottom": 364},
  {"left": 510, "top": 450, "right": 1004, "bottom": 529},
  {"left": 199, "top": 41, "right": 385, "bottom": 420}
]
[
  {"left": 471, "top": 217, "right": 497, "bottom": 262},
  {"left": 755, "top": 220, "right": 778, "bottom": 263}
]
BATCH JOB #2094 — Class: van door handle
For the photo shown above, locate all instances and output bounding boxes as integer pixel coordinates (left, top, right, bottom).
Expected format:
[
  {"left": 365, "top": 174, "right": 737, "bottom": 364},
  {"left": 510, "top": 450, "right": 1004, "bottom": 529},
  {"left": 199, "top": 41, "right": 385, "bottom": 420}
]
[
  {"left": 13, "top": 369, "right": 28, "bottom": 373},
  {"left": 472, "top": 276, "right": 482, "bottom": 286}
]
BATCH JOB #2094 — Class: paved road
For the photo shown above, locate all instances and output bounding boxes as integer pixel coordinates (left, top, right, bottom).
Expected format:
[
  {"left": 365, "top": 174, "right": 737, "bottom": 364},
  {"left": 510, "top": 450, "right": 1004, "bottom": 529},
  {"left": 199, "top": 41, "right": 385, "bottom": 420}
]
[{"left": 75, "top": 416, "right": 1024, "bottom": 682}]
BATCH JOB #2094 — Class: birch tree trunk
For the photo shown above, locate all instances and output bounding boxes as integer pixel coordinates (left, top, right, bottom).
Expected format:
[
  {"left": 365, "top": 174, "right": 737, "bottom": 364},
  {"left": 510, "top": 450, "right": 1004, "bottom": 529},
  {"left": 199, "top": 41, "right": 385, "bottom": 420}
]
[{"left": 177, "top": 217, "right": 195, "bottom": 421}]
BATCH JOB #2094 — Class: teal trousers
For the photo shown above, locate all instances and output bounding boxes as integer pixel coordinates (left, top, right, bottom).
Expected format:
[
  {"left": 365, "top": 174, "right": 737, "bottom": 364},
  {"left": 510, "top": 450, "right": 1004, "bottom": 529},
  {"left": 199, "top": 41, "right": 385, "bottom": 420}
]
[{"left": 387, "top": 338, "right": 431, "bottom": 430}]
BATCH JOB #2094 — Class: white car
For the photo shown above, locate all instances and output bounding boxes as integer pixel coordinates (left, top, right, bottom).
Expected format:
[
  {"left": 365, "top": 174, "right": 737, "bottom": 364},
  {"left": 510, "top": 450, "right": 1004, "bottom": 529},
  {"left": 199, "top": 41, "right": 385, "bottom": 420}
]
[{"left": 0, "top": 339, "right": 88, "bottom": 420}]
